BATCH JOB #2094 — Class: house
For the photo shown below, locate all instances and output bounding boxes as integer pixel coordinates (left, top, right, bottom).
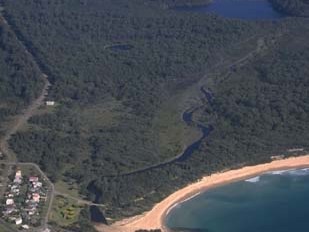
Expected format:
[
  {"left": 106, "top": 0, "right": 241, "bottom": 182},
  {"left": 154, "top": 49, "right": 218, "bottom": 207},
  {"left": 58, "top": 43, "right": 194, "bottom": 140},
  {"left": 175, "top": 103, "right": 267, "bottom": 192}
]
[
  {"left": 10, "top": 185, "right": 20, "bottom": 194},
  {"left": 32, "top": 193, "right": 40, "bottom": 202},
  {"left": 15, "top": 170, "right": 22, "bottom": 178},
  {"left": 14, "top": 171, "right": 22, "bottom": 183},
  {"left": 29, "top": 176, "right": 39, "bottom": 182},
  {"left": 28, "top": 210, "right": 35, "bottom": 216},
  {"left": 33, "top": 181, "right": 42, "bottom": 188},
  {"left": 42, "top": 228, "right": 51, "bottom": 232},
  {"left": 46, "top": 101, "right": 55, "bottom": 106},
  {"left": 13, "top": 177, "right": 22, "bottom": 184},
  {"left": 3, "top": 206, "right": 14, "bottom": 215},
  {"left": 6, "top": 199, "right": 14, "bottom": 205},
  {"left": 15, "top": 217, "right": 22, "bottom": 225},
  {"left": 9, "top": 216, "right": 16, "bottom": 221},
  {"left": 22, "top": 225, "right": 30, "bottom": 230}
]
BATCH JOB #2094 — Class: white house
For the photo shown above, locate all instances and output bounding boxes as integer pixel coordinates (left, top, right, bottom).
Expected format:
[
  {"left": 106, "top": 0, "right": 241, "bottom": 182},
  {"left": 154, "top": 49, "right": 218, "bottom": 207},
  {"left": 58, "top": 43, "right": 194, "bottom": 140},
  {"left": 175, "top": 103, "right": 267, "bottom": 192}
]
[
  {"left": 32, "top": 193, "right": 40, "bottom": 202},
  {"left": 33, "top": 181, "right": 42, "bottom": 188},
  {"left": 6, "top": 199, "right": 14, "bottom": 205},
  {"left": 15, "top": 217, "right": 22, "bottom": 225},
  {"left": 13, "top": 177, "right": 22, "bottom": 184},
  {"left": 15, "top": 170, "right": 22, "bottom": 178},
  {"left": 22, "top": 225, "right": 30, "bottom": 230},
  {"left": 29, "top": 176, "right": 39, "bottom": 182},
  {"left": 46, "top": 101, "right": 55, "bottom": 106}
]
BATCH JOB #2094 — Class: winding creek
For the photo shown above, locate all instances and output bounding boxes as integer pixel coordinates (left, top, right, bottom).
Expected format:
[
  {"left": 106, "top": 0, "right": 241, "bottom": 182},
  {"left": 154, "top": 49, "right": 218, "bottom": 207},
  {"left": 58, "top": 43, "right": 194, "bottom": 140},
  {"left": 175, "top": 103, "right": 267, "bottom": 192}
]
[
  {"left": 89, "top": 0, "right": 286, "bottom": 222},
  {"left": 88, "top": 63, "right": 217, "bottom": 224},
  {"left": 88, "top": 87, "right": 213, "bottom": 222}
]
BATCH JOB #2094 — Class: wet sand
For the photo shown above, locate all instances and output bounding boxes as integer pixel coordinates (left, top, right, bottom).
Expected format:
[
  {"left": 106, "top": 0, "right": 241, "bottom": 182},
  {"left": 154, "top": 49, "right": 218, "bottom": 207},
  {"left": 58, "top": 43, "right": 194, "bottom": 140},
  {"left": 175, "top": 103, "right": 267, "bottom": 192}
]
[{"left": 95, "top": 155, "right": 309, "bottom": 232}]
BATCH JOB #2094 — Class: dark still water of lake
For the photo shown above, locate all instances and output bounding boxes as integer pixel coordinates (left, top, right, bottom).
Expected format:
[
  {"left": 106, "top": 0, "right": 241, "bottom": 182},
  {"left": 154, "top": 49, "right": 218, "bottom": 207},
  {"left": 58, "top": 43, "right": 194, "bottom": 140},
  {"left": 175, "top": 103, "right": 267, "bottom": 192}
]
[{"left": 174, "top": 0, "right": 283, "bottom": 20}]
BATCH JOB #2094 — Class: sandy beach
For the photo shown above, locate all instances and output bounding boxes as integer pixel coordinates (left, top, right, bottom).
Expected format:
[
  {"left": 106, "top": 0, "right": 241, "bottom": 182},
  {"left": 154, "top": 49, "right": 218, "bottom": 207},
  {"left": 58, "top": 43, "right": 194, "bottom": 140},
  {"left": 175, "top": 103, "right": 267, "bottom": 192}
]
[{"left": 95, "top": 155, "right": 309, "bottom": 232}]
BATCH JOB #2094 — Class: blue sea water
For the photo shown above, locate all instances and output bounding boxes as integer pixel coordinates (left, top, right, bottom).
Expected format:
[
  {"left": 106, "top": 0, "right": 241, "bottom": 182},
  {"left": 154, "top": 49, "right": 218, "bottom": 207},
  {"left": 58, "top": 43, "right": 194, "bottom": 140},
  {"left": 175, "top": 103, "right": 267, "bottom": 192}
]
[
  {"left": 175, "top": 0, "right": 283, "bottom": 20},
  {"left": 166, "top": 168, "right": 309, "bottom": 232}
]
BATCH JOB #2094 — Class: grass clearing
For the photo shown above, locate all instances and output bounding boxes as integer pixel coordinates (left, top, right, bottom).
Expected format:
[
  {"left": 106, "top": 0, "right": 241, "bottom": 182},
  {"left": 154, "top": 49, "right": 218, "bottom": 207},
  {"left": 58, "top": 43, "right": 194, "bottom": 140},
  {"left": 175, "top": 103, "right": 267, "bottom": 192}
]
[
  {"left": 49, "top": 195, "right": 83, "bottom": 226},
  {"left": 76, "top": 98, "right": 125, "bottom": 132},
  {"left": 153, "top": 93, "right": 200, "bottom": 159},
  {"left": 54, "top": 179, "right": 81, "bottom": 199}
]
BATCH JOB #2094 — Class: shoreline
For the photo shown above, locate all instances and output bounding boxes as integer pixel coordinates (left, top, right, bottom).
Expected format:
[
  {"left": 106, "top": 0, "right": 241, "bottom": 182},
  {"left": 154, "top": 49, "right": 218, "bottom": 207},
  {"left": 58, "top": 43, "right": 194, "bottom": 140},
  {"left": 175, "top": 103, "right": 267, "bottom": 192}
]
[{"left": 95, "top": 155, "right": 309, "bottom": 232}]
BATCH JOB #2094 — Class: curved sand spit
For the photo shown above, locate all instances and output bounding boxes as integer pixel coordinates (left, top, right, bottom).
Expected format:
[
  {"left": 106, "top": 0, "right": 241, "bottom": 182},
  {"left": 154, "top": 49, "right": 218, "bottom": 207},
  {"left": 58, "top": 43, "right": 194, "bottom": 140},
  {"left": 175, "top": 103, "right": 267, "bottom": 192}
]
[{"left": 95, "top": 155, "right": 309, "bottom": 232}]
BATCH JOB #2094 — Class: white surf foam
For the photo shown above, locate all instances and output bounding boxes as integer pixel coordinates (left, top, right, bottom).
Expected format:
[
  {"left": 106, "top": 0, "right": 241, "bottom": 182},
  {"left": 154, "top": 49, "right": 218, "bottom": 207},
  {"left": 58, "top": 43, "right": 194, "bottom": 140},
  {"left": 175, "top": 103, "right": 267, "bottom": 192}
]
[
  {"left": 165, "top": 203, "right": 180, "bottom": 216},
  {"left": 268, "top": 170, "right": 291, "bottom": 175},
  {"left": 180, "top": 191, "right": 201, "bottom": 204},
  {"left": 286, "top": 168, "right": 309, "bottom": 176},
  {"left": 245, "top": 176, "right": 260, "bottom": 183},
  {"left": 268, "top": 168, "right": 309, "bottom": 176},
  {"left": 166, "top": 192, "right": 201, "bottom": 216}
]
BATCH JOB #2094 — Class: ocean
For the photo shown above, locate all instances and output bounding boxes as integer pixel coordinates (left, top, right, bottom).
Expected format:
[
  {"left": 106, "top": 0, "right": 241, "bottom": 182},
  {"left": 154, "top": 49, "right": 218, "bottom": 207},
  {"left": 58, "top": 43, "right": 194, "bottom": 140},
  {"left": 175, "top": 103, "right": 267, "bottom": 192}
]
[{"left": 166, "top": 168, "right": 309, "bottom": 232}]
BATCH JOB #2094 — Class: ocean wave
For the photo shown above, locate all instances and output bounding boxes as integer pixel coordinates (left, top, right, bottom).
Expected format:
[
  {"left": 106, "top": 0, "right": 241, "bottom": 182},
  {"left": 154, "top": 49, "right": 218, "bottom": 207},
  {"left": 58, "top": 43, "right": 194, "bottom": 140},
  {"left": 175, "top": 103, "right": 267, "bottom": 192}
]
[
  {"left": 245, "top": 176, "right": 260, "bottom": 183},
  {"left": 166, "top": 192, "right": 201, "bottom": 216},
  {"left": 181, "top": 192, "right": 201, "bottom": 204},
  {"left": 285, "top": 168, "right": 309, "bottom": 176},
  {"left": 165, "top": 203, "right": 180, "bottom": 216},
  {"left": 268, "top": 170, "right": 291, "bottom": 175},
  {"left": 268, "top": 168, "right": 309, "bottom": 176}
]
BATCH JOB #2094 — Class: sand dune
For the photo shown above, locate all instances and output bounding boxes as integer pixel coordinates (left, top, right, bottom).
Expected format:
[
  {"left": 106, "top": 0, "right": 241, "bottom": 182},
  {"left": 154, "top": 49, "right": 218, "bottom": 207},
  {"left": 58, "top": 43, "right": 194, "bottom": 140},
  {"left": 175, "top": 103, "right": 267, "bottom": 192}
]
[{"left": 95, "top": 155, "right": 309, "bottom": 232}]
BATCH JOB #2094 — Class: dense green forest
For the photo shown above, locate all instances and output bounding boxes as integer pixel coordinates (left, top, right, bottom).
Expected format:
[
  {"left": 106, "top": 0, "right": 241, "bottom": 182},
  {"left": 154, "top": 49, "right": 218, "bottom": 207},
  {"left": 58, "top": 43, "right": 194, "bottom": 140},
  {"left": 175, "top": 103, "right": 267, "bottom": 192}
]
[
  {"left": 1, "top": 0, "right": 309, "bottom": 229},
  {"left": 198, "top": 24, "right": 309, "bottom": 166},
  {"left": 269, "top": 0, "right": 309, "bottom": 17},
  {"left": 0, "top": 18, "right": 44, "bottom": 138},
  {"left": 4, "top": 0, "right": 259, "bottom": 178}
]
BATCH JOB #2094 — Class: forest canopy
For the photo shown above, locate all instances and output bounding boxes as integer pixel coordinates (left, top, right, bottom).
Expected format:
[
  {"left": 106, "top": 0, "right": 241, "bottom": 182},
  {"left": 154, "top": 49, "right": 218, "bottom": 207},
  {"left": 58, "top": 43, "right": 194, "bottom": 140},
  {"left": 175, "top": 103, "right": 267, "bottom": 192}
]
[
  {"left": 269, "top": 0, "right": 309, "bottom": 17},
  {"left": 0, "top": 19, "right": 43, "bottom": 137},
  {"left": 1, "top": 0, "right": 309, "bottom": 225}
]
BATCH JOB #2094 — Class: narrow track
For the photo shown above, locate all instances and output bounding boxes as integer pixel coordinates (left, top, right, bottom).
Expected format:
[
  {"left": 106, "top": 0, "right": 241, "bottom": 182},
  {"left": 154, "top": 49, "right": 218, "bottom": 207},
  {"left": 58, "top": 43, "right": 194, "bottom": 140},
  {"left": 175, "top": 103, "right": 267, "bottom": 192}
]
[{"left": 0, "top": 16, "right": 51, "bottom": 162}]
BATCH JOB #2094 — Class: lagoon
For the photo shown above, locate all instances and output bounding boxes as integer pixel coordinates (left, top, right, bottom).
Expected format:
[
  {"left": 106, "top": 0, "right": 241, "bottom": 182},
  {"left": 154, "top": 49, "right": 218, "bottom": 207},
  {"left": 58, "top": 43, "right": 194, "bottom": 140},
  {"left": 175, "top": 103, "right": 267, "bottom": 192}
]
[{"left": 175, "top": 0, "right": 283, "bottom": 20}]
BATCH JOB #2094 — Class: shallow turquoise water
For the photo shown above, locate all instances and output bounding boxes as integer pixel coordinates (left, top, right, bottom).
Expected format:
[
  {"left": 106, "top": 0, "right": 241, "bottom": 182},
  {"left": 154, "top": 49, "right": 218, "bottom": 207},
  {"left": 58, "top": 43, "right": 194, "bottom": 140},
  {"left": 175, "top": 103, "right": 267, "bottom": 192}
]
[{"left": 166, "top": 168, "right": 309, "bottom": 232}]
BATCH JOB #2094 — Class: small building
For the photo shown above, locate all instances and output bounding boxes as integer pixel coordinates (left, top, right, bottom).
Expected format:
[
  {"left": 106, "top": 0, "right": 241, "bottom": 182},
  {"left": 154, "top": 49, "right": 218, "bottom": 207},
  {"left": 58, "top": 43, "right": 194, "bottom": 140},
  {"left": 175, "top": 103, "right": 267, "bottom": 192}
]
[
  {"left": 29, "top": 176, "right": 39, "bottom": 182},
  {"left": 22, "top": 225, "right": 30, "bottom": 230},
  {"left": 6, "top": 199, "right": 14, "bottom": 205},
  {"left": 46, "top": 101, "right": 55, "bottom": 106},
  {"left": 28, "top": 210, "right": 35, "bottom": 216},
  {"left": 42, "top": 228, "right": 51, "bottom": 232},
  {"left": 32, "top": 193, "right": 40, "bottom": 202},
  {"left": 4, "top": 207, "right": 14, "bottom": 215},
  {"left": 15, "top": 170, "right": 22, "bottom": 178},
  {"left": 33, "top": 181, "right": 42, "bottom": 188},
  {"left": 14, "top": 177, "right": 22, "bottom": 184},
  {"left": 15, "top": 217, "right": 22, "bottom": 225}
]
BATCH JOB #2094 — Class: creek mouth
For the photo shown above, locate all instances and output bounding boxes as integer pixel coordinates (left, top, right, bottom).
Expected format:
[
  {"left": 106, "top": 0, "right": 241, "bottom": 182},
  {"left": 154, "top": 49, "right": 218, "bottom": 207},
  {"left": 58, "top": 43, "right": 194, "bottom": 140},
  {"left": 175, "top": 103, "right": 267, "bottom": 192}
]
[
  {"left": 89, "top": 205, "right": 107, "bottom": 224},
  {"left": 87, "top": 86, "right": 213, "bottom": 204}
]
